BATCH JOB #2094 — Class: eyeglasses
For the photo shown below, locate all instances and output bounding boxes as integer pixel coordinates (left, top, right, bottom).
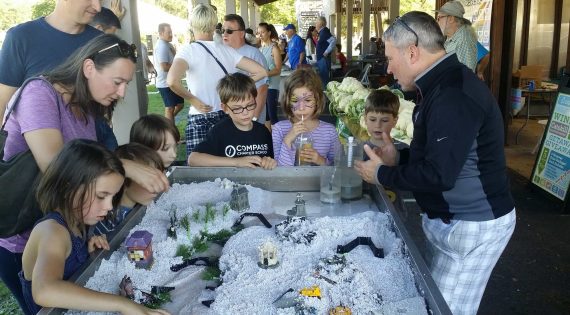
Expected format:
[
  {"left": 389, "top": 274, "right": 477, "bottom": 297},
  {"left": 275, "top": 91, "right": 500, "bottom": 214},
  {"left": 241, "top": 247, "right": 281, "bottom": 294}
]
[
  {"left": 393, "top": 16, "right": 419, "bottom": 47},
  {"left": 226, "top": 102, "right": 257, "bottom": 114},
  {"left": 291, "top": 94, "right": 315, "bottom": 111},
  {"left": 221, "top": 28, "right": 244, "bottom": 35},
  {"left": 92, "top": 42, "right": 138, "bottom": 60},
  {"left": 437, "top": 15, "right": 448, "bottom": 22}
]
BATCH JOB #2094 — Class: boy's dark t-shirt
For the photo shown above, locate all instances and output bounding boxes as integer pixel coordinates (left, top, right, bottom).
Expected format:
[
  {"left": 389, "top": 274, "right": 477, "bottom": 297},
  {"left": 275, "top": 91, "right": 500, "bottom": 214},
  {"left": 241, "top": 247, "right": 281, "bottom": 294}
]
[{"left": 194, "top": 117, "right": 274, "bottom": 158}]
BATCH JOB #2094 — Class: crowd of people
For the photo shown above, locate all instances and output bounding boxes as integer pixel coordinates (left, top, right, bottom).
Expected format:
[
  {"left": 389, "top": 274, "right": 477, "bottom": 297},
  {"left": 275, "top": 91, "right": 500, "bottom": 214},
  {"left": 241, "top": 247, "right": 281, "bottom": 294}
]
[{"left": 0, "top": 1, "right": 513, "bottom": 315}]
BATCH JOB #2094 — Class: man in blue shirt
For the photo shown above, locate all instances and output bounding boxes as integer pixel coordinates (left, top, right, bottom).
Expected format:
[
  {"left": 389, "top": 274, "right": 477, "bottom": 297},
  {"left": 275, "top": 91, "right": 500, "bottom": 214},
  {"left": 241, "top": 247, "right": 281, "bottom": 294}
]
[{"left": 283, "top": 24, "right": 305, "bottom": 70}]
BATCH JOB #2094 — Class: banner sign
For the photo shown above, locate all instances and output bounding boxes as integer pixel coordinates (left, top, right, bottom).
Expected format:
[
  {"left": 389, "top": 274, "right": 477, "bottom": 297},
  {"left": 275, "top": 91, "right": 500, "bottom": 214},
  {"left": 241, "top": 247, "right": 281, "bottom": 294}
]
[
  {"left": 461, "top": 0, "right": 493, "bottom": 50},
  {"left": 532, "top": 91, "right": 570, "bottom": 201}
]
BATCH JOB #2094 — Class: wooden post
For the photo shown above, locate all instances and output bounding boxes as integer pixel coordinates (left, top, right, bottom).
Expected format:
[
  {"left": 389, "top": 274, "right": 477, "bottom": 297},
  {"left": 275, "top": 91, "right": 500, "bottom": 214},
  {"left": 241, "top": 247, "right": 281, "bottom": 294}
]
[
  {"left": 226, "top": 0, "right": 236, "bottom": 14},
  {"left": 240, "top": 0, "right": 249, "bottom": 26},
  {"left": 347, "top": 0, "right": 354, "bottom": 60},
  {"left": 363, "top": 0, "right": 370, "bottom": 55}
]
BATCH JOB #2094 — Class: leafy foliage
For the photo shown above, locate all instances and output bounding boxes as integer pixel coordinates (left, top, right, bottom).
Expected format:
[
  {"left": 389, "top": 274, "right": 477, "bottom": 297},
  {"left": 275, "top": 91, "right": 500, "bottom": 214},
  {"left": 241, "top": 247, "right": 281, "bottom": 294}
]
[
  {"left": 192, "top": 236, "right": 209, "bottom": 253},
  {"left": 201, "top": 266, "right": 221, "bottom": 281},
  {"left": 141, "top": 0, "right": 188, "bottom": 19},
  {"left": 259, "top": 0, "right": 296, "bottom": 25},
  {"left": 175, "top": 243, "right": 193, "bottom": 260},
  {"left": 31, "top": 0, "right": 55, "bottom": 20}
]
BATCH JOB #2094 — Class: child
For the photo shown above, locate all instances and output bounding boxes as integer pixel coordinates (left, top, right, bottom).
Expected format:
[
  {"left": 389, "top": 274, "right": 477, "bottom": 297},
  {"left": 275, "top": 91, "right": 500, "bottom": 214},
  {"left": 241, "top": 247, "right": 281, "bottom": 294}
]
[
  {"left": 19, "top": 139, "right": 169, "bottom": 315},
  {"left": 90, "top": 143, "right": 164, "bottom": 242},
  {"left": 363, "top": 89, "right": 408, "bottom": 160},
  {"left": 130, "top": 114, "right": 181, "bottom": 168},
  {"left": 272, "top": 68, "right": 341, "bottom": 166},
  {"left": 188, "top": 73, "right": 276, "bottom": 169}
]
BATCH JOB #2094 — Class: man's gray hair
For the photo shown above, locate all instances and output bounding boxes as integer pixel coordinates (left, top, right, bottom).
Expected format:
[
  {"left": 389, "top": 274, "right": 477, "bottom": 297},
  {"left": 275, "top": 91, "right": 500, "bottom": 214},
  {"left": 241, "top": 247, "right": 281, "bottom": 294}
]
[
  {"left": 383, "top": 11, "right": 445, "bottom": 53},
  {"left": 317, "top": 16, "right": 327, "bottom": 26},
  {"left": 190, "top": 3, "right": 217, "bottom": 34}
]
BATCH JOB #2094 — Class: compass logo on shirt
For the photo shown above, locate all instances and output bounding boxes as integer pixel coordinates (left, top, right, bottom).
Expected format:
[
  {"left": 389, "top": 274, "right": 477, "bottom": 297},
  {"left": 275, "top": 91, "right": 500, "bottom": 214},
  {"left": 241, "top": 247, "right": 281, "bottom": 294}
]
[{"left": 225, "top": 145, "right": 237, "bottom": 157}]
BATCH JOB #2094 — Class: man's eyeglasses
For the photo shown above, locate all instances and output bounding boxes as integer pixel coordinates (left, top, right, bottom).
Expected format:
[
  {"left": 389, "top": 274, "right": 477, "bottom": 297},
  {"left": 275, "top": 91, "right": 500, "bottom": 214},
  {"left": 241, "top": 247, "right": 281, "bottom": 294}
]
[
  {"left": 226, "top": 102, "right": 256, "bottom": 114},
  {"left": 393, "top": 16, "right": 419, "bottom": 47},
  {"left": 437, "top": 15, "right": 448, "bottom": 22},
  {"left": 221, "top": 28, "right": 243, "bottom": 35},
  {"left": 93, "top": 42, "right": 138, "bottom": 60}
]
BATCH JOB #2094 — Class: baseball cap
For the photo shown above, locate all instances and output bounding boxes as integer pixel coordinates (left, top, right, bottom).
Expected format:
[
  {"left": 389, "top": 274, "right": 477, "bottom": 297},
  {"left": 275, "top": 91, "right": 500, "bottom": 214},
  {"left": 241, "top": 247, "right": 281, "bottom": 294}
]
[
  {"left": 283, "top": 24, "right": 296, "bottom": 31},
  {"left": 435, "top": 1, "right": 465, "bottom": 18}
]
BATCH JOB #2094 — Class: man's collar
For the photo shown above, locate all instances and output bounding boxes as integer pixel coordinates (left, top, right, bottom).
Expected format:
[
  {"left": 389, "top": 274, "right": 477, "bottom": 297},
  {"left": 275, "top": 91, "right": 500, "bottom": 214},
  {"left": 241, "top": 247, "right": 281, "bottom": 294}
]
[{"left": 414, "top": 52, "right": 458, "bottom": 95}]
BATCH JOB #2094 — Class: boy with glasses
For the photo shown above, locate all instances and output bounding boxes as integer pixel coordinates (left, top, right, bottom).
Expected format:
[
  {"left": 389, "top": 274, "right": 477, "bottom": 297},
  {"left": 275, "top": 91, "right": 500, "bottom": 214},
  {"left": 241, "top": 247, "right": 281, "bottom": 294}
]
[{"left": 188, "top": 73, "right": 276, "bottom": 169}]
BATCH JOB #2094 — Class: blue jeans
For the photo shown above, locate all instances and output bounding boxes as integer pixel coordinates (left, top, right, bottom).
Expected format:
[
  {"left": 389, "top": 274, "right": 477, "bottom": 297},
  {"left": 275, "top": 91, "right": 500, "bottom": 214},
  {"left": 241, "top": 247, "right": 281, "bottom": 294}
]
[
  {"left": 316, "top": 58, "right": 331, "bottom": 89},
  {"left": 266, "top": 89, "right": 280, "bottom": 124},
  {"left": 0, "top": 247, "right": 31, "bottom": 315}
]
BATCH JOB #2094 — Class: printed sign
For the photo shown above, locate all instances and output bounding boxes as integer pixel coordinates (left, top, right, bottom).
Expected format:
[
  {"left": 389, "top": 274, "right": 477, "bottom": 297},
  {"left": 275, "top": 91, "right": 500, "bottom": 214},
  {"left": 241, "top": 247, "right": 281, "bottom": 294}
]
[
  {"left": 296, "top": 0, "right": 323, "bottom": 38},
  {"left": 461, "top": 0, "right": 493, "bottom": 50},
  {"left": 532, "top": 92, "right": 570, "bottom": 201}
]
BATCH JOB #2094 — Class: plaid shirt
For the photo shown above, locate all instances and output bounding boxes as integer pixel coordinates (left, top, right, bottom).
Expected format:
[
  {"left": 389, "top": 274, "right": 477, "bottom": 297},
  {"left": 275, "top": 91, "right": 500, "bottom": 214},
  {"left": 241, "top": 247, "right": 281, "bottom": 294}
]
[{"left": 444, "top": 25, "right": 477, "bottom": 72}]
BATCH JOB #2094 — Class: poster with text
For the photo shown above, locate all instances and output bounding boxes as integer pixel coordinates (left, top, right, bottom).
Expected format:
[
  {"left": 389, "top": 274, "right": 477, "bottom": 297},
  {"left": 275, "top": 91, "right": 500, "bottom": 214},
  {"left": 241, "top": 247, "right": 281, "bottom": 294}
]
[
  {"left": 532, "top": 93, "right": 570, "bottom": 201},
  {"left": 295, "top": 0, "right": 323, "bottom": 39},
  {"left": 461, "top": 0, "right": 493, "bottom": 50}
]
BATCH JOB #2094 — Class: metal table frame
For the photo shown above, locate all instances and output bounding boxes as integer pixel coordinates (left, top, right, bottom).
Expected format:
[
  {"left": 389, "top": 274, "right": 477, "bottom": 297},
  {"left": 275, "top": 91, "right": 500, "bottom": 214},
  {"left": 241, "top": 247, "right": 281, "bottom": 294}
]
[{"left": 40, "top": 167, "right": 451, "bottom": 315}]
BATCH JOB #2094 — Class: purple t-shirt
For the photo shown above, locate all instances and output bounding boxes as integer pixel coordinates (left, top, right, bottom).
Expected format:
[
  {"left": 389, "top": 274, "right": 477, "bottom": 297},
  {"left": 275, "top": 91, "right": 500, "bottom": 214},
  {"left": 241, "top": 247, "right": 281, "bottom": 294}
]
[
  {"left": 0, "top": 79, "right": 96, "bottom": 253},
  {"left": 272, "top": 120, "right": 340, "bottom": 166}
]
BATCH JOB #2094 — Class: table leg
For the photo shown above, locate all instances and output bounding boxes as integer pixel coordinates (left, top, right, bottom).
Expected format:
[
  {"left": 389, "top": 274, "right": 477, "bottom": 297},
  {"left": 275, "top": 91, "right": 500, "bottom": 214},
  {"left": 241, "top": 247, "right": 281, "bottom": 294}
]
[{"left": 515, "top": 94, "right": 531, "bottom": 144}]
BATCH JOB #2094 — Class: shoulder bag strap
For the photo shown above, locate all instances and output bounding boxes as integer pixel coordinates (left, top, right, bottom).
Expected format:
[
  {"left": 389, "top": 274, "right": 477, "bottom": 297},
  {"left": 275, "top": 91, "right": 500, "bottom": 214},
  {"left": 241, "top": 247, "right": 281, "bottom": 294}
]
[
  {"left": 194, "top": 41, "right": 229, "bottom": 75},
  {"left": 1, "top": 77, "right": 60, "bottom": 132}
]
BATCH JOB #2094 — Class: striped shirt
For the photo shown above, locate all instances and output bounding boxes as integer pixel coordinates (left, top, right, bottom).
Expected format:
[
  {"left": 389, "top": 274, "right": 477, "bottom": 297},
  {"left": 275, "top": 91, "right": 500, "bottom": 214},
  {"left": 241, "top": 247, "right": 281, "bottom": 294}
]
[{"left": 272, "top": 120, "right": 341, "bottom": 166}]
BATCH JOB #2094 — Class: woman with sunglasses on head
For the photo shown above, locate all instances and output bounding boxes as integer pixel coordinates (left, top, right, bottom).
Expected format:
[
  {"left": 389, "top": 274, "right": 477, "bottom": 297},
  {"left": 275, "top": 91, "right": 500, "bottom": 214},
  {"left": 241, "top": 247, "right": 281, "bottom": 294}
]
[
  {"left": 167, "top": 4, "right": 267, "bottom": 160},
  {"left": 1, "top": 34, "right": 170, "bottom": 314}
]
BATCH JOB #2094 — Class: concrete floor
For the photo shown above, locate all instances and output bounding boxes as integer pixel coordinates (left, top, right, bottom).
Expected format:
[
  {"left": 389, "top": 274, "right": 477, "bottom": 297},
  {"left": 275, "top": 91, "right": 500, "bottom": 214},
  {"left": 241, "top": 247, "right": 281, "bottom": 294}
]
[{"left": 397, "top": 109, "right": 570, "bottom": 314}]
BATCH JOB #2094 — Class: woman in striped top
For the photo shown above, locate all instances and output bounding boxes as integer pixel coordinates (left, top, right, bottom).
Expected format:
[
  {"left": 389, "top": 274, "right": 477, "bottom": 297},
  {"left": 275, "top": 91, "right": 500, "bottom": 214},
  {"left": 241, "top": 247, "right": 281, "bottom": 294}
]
[{"left": 272, "top": 68, "right": 341, "bottom": 166}]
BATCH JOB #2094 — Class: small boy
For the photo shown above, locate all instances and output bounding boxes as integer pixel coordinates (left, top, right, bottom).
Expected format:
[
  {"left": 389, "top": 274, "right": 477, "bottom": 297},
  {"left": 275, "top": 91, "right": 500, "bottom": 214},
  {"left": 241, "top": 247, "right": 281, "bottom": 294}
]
[
  {"left": 89, "top": 143, "right": 164, "bottom": 245},
  {"left": 363, "top": 89, "right": 408, "bottom": 160},
  {"left": 188, "top": 73, "right": 276, "bottom": 169}
]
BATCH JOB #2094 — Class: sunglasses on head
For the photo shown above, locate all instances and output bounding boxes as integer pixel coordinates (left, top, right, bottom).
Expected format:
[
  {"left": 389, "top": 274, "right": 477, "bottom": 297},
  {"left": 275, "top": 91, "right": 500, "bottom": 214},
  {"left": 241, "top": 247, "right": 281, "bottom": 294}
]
[
  {"left": 393, "top": 16, "right": 419, "bottom": 47},
  {"left": 92, "top": 42, "right": 138, "bottom": 61},
  {"left": 221, "top": 28, "right": 243, "bottom": 35}
]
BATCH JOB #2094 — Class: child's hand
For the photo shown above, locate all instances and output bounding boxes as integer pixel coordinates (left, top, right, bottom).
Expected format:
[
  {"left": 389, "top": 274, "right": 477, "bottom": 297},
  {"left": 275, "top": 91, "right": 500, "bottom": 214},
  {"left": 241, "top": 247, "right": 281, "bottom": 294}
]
[
  {"left": 284, "top": 121, "right": 309, "bottom": 147},
  {"left": 259, "top": 157, "right": 277, "bottom": 170},
  {"left": 299, "top": 147, "right": 326, "bottom": 165},
  {"left": 88, "top": 235, "right": 109, "bottom": 253},
  {"left": 121, "top": 300, "right": 170, "bottom": 315},
  {"left": 234, "top": 156, "right": 263, "bottom": 168}
]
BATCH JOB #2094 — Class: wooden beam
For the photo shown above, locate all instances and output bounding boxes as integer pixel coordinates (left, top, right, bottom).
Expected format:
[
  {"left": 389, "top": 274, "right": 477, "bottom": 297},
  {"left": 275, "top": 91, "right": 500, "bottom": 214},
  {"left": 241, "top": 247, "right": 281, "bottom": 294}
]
[
  {"left": 226, "top": 0, "right": 236, "bottom": 14},
  {"left": 240, "top": 0, "right": 249, "bottom": 26},
  {"left": 363, "top": 0, "right": 370, "bottom": 54},
  {"left": 551, "top": 0, "right": 562, "bottom": 78},
  {"left": 347, "top": 0, "right": 354, "bottom": 60},
  {"left": 520, "top": 0, "right": 530, "bottom": 67}
]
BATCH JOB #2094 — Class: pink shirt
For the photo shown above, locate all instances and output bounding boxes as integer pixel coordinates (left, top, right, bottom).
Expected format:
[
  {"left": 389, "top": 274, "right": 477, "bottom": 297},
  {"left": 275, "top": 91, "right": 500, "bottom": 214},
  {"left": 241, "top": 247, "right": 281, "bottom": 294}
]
[{"left": 1, "top": 79, "right": 96, "bottom": 253}]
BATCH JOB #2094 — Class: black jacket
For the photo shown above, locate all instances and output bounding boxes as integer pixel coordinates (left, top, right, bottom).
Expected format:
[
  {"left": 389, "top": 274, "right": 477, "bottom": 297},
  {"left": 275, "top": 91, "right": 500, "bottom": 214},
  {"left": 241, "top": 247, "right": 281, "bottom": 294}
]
[{"left": 377, "top": 53, "right": 514, "bottom": 221}]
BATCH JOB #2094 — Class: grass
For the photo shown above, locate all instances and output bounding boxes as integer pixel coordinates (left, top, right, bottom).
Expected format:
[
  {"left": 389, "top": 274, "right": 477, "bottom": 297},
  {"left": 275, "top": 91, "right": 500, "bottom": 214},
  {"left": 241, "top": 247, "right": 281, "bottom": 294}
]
[
  {"left": 0, "top": 85, "right": 185, "bottom": 315},
  {"left": 146, "top": 84, "right": 188, "bottom": 162}
]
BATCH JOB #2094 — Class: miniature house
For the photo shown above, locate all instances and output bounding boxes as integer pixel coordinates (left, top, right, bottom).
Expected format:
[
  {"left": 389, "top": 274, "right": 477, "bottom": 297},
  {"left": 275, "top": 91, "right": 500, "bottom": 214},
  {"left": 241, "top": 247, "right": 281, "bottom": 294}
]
[
  {"left": 258, "top": 240, "right": 279, "bottom": 268},
  {"left": 126, "top": 230, "right": 154, "bottom": 269},
  {"left": 230, "top": 184, "right": 249, "bottom": 212}
]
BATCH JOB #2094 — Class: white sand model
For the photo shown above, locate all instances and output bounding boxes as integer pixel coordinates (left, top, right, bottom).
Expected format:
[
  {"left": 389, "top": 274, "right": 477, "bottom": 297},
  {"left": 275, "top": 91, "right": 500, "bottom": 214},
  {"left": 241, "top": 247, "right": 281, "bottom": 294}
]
[{"left": 65, "top": 179, "right": 427, "bottom": 315}]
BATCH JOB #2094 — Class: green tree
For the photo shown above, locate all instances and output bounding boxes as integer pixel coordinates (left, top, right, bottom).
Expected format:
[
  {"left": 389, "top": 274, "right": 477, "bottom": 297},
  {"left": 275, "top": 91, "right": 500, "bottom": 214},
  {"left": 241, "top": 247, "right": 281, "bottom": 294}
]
[
  {"left": 399, "top": 0, "right": 435, "bottom": 16},
  {"left": 259, "top": 0, "right": 296, "bottom": 25},
  {"left": 31, "top": 0, "right": 55, "bottom": 20},
  {"left": 0, "top": 0, "right": 32, "bottom": 31},
  {"left": 142, "top": 0, "right": 188, "bottom": 19}
]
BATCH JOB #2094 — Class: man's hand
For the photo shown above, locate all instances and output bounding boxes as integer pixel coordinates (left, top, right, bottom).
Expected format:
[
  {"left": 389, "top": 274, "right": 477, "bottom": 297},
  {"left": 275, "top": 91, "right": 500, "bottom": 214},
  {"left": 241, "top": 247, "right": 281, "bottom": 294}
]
[
  {"left": 375, "top": 132, "right": 399, "bottom": 166},
  {"left": 110, "top": 0, "right": 126, "bottom": 20},
  {"left": 354, "top": 145, "right": 383, "bottom": 184}
]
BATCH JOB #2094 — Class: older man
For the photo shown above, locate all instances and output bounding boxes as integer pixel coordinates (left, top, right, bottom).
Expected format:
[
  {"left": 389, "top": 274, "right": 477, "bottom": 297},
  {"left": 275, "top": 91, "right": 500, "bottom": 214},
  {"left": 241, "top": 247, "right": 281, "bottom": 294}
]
[
  {"left": 314, "top": 16, "right": 336, "bottom": 86},
  {"left": 436, "top": 0, "right": 477, "bottom": 71},
  {"left": 282, "top": 23, "right": 305, "bottom": 70},
  {"left": 223, "top": 14, "right": 269, "bottom": 123},
  {"left": 355, "top": 12, "right": 515, "bottom": 315}
]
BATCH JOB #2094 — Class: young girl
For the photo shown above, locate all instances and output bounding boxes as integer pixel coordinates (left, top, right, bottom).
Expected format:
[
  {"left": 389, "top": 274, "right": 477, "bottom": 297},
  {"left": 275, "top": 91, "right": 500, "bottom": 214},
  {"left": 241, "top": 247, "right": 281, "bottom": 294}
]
[
  {"left": 130, "top": 114, "right": 181, "bottom": 168},
  {"left": 90, "top": 143, "right": 164, "bottom": 242},
  {"left": 272, "top": 68, "right": 341, "bottom": 166},
  {"left": 19, "top": 140, "right": 169, "bottom": 315}
]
